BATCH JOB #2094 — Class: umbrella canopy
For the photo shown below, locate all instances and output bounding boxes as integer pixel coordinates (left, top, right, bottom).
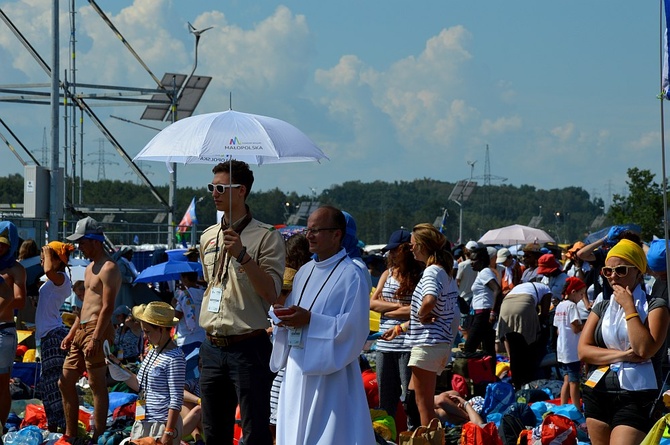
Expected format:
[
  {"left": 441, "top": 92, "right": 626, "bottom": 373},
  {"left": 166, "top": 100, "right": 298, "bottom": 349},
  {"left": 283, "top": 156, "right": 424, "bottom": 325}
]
[
  {"left": 133, "top": 109, "right": 329, "bottom": 166},
  {"left": 478, "top": 224, "right": 555, "bottom": 246},
  {"left": 134, "top": 260, "right": 202, "bottom": 283},
  {"left": 583, "top": 223, "right": 641, "bottom": 245}
]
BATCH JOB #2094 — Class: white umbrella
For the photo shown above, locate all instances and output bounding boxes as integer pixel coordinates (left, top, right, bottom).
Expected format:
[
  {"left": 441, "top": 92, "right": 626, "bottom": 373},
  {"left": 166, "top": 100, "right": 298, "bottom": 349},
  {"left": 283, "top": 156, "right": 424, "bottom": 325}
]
[
  {"left": 133, "top": 109, "right": 329, "bottom": 168},
  {"left": 134, "top": 109, "right": 328, "bottom": 231},
  {"left": 478, "top": 224, "right": 555, "bottom": 246}
]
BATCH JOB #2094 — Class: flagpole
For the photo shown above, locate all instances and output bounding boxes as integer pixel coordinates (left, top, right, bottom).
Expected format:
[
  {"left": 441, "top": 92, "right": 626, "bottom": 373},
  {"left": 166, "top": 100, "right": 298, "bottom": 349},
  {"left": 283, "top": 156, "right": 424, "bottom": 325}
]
[{"left": 660, "top": 0, "right": 670, "bottom": 302}]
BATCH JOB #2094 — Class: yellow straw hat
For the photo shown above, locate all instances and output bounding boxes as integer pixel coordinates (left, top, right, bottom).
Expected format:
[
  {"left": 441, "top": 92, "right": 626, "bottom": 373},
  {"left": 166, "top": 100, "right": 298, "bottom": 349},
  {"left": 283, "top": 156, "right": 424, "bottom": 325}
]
[{"left": 132, "top": 301, "right": 179, "bottom": 327}]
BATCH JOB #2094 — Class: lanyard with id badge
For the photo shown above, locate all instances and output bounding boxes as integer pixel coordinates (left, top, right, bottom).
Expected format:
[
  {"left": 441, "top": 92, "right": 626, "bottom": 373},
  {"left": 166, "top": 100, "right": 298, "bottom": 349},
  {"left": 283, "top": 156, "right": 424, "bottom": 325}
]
[
  {"left": 289, "top": 256, "right": 346, "bottom": 348},
  {"left": 136, "top": 342, "right": 168, "bottom": 419}
]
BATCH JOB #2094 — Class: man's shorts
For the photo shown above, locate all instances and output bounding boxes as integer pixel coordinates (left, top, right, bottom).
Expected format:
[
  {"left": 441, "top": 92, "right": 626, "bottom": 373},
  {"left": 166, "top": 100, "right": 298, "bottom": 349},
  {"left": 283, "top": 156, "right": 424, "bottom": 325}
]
[
  {"left": 559, "top": 361, "right": 581, "bottom": 383},
  {"left": 409, "top": 343, "right": 451, "bottom": 374},
  {"left": 0, "top": 324, "right": 17, "bottom": 374},
  {"left": 63, "top": 320, "right": 114, "bottom": 373}
]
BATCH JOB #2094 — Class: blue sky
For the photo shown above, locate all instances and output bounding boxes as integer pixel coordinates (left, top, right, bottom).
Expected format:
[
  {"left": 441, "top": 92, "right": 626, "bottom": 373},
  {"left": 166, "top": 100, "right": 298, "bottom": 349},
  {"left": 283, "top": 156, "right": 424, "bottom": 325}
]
[{"left": 0, "top": 0, "right": 664, "bottom": 211}]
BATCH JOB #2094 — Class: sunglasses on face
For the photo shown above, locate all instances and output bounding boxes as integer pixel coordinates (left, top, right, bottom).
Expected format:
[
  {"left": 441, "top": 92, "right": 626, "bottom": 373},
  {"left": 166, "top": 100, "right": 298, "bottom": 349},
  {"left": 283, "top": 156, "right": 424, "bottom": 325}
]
[
  {"left": 601, "top": 264, "right": 638, "bottom": 278},
  {"left": 207, "top": 183, "right": 241, "bottom": 193}
]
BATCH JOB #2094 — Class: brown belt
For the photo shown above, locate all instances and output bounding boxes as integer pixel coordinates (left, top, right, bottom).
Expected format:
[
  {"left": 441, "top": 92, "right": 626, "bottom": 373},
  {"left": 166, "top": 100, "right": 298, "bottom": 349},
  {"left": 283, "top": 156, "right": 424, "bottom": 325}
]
[{"left": 206, "top": 329, "right": 266, "bottom": 348}]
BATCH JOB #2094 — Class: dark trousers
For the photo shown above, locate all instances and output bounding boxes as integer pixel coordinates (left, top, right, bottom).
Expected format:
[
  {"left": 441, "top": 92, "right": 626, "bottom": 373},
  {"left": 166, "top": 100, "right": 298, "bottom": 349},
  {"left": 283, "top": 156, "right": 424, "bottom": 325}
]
[
  {"left": 200, "top": 334, "right": 274, "bottom": 445},
  {"left": 463, "top": 309, "right": 495, "bottom": 357},
  {"left": 505, "top": 332, "right": 540, "bottom": 390},
  {"left": 376, "top": 349, "right": 412, "bottom": 418}
]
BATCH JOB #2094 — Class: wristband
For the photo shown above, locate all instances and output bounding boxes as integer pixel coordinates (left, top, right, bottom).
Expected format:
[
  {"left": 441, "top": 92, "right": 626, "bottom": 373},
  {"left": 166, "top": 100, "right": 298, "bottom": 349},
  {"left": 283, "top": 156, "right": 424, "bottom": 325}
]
[
  {"left": 394, "top": 325, "right": 402, "bottom": 336},
  {"left": 241, "top": 256, "right": 252, "bottom": 266},
  {"left": 197, "top": 398, "right": 201, "bottom": 405},
  {"left": 164, "top": 428, "right": 176, "bottom": 437},
  {"left": 401, "top": 323, "right": 408, "bottom": 332},
  {"left": 463, "top": 401, "right": 470, "bottom": 408},
  {"left": 236, "top": 246, "right": 247, "bottom": 263},
  {"left": 625, "top": 312, "right": 640, "bottom": 321}
]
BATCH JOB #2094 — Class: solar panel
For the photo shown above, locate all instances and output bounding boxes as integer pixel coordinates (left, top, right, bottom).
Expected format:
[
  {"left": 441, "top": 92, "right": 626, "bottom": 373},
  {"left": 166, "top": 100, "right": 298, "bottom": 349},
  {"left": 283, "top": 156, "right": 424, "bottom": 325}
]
[{"left": 140, "top": 73, "right": 187, "bottom": 121}]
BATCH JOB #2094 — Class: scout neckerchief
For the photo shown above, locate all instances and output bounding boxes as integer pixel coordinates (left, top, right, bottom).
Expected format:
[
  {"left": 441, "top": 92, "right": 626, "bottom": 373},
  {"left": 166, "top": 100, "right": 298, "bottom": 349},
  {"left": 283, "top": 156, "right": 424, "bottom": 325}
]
[{"left": 214, "top": 207, "right": 253, "bottom": 284}]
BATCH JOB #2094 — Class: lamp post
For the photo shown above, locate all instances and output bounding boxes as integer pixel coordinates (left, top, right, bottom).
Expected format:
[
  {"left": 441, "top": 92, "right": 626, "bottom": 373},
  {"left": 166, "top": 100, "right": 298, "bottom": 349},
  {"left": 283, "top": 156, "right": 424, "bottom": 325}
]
[{"left": 448, "top": 179, "right": 477, "bottom": 244}]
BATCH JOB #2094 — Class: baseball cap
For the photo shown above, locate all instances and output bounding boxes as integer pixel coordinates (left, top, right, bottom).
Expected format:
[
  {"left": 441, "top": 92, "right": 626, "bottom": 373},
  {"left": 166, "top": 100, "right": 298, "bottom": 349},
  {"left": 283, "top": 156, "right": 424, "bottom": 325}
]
[
  {"left": 67, "top": 217, "right": 105, "bottom": 242},
  {"left": 647, "top": 239, "right": 667, "bottom": 273},
  {"left": 486, "top": 246, "right": 497, "bottom": 260},
  {"left": 465, "top": 241, "right": 479, "bottom": 251},
  {"left": 536, "top": 253, "right": 560, "bottom": 275},
  {"left": 382, "top": 229, "right": 411, "bottom": 253},
  {"left": 496, "top": 248, "right": 512, "bottom": 264}
]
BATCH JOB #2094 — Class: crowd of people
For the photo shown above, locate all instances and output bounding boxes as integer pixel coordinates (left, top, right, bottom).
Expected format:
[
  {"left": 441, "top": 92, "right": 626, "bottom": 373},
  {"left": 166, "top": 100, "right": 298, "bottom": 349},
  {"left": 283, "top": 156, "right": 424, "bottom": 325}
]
[{"left": 1, "top": 160, "right": 669, "bottom": 445}]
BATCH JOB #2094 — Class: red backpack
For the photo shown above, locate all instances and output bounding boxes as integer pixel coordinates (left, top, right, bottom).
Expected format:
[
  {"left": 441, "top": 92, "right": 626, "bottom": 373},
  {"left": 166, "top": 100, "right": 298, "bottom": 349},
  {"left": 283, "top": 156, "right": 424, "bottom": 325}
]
[{"left": 460, "top": 421, "right": 503, "bottom": 445}]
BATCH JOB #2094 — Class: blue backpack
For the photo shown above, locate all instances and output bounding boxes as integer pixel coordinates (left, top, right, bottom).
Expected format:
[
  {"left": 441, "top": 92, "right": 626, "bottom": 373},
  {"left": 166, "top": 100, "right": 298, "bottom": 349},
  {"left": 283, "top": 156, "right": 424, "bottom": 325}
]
[{"left": 483, "top": 381, "right": 515, "bottom": 416}]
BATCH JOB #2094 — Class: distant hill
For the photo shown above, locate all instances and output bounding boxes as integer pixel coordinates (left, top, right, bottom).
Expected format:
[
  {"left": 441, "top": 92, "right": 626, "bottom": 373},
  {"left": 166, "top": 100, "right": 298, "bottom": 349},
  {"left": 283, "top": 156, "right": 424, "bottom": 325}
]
[{"left": 0, "top": 173, "right": 607, "bottom": 246}]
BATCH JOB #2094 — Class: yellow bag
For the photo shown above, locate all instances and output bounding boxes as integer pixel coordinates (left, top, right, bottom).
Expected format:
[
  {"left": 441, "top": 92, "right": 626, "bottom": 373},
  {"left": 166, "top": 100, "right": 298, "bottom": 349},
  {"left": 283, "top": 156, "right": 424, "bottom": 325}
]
[
  {"left": 398, "top": 418, "right": 445, "bottom": 445},
  {"left": 641, "top": 413, "right": 670, "bottom": 445}
]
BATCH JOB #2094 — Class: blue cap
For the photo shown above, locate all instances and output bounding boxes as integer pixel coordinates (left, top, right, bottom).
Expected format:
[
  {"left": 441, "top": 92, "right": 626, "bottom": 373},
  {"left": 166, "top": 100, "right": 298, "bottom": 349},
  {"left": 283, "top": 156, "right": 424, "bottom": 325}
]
[
  {"left": 382, "top": 229, "right": 411, "bottom": 253},
  {"left": 647, "top": 239, "right": 668, "bottom": 272}
]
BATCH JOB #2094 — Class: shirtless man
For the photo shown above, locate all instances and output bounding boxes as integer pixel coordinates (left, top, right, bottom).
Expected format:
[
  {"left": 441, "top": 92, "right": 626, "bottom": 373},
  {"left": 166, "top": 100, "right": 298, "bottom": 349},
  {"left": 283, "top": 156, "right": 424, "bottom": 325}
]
[
  {"left": 58, "top": 217, "right": 121, "bottom": 443},
  {"left": 0, "top": 221, "right": 26, "bottom": 431}
]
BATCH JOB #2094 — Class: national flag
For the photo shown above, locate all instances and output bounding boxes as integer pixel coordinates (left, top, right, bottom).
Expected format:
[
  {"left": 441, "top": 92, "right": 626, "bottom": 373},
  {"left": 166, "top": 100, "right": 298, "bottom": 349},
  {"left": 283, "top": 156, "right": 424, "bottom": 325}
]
[
  {"left": 177, "top": 197, "right": 199, "bottom": 234},
  {"left": 439, "top": 208, "right": 448, "bottom": 235}
]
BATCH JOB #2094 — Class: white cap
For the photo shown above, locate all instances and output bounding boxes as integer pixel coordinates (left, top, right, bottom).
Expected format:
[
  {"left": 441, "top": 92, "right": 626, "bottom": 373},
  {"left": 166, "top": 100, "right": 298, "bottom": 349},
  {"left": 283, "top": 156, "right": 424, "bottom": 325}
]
[
  {"left": 465, "top": 241, "right": 479, "bottom": 251},
  {"left": 496, "top": 248, "right": 511, "bottom": 263},
  {"left": 486, "top": 246, "right": 497, "bottom": 260}
]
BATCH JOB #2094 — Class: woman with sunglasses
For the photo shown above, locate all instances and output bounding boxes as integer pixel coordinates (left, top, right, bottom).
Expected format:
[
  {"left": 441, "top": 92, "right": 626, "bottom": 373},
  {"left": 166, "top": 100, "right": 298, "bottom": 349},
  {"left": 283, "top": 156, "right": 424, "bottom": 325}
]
[{"left": 578, "top": 239, "right": 669, "bottom": 445}]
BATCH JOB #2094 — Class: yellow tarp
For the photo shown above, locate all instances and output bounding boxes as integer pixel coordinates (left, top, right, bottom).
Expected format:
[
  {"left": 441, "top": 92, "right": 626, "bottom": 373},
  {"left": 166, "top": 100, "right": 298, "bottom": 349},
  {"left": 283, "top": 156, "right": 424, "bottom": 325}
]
[{"left": 370, "top": 310, "right": 380, "bottom": 332}]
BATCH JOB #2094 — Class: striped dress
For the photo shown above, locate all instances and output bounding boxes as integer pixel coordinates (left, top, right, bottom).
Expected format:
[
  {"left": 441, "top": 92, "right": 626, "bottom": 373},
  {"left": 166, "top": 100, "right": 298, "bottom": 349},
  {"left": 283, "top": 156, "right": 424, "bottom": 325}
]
[
  {"left": 136, "top": 346, "right": 186, "bottom": 422},
  {"left": 407, "top": 265, "right": 458, "bottom": 346}
]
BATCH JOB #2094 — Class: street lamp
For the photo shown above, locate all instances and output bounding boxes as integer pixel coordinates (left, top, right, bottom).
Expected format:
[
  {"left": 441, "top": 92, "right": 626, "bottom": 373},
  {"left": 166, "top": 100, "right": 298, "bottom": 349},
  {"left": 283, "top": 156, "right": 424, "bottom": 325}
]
[{"left": 448, "top": 179, "right": 477, "bottom": 244}]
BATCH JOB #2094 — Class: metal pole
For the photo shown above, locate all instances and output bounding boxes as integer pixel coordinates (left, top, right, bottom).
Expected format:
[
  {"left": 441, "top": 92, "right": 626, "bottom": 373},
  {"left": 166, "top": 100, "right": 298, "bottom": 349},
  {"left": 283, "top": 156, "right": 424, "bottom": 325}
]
[
  {"left": 455, "top": 200, "right": 463, "bottom": 245},
  {"left": 48, "top": 0, "right": 60, "bottom": 242}
]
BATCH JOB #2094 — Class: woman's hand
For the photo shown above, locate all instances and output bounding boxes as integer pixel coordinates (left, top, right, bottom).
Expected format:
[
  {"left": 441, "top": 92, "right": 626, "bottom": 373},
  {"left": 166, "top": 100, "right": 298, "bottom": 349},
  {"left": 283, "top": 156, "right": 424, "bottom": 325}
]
[
  {"left": 611, "top": 283, "right": 636, "bottom": 313},
  {"left": 381, "top": 326, "right": 399, "bottom": 341}
]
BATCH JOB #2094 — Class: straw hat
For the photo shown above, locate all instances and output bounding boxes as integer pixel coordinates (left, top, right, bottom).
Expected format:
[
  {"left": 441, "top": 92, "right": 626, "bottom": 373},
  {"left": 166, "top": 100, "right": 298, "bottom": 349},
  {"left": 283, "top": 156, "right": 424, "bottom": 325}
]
[{"left": 132, "top": 301, "right": 178, "bottom": 327}]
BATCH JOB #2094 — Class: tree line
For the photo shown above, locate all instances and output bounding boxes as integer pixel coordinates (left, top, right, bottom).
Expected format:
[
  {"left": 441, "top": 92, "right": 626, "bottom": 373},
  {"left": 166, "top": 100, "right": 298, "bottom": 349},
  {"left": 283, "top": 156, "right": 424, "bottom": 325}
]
[{"left": 0, "top": 167, "right": 665, "bottom": 246}]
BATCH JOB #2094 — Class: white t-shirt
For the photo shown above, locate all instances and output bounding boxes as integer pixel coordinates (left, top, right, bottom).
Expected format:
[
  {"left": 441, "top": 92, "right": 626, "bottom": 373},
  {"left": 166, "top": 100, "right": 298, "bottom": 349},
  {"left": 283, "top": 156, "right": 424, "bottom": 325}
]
[
  {"left": 35, "top": 272, "right": 72, "bottom": 339},
  {"left": 470, "top": 267, "right": 498, "bottom": 310},
  {"left": 506, "top": 282, "right": 552, "bottom": 306},
  {"left": 408, "top": 265, "right": 458, "bottom": 346},
  {"left": 553, "top": 299, "right": 581, "bottom": 364}
]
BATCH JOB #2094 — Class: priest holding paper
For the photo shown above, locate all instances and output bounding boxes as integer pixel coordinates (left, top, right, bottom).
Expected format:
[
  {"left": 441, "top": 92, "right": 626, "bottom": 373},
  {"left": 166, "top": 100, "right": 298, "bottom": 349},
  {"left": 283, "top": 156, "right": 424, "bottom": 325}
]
[{"left": 270, "top": 206, "right": 375, "bottom": 445}]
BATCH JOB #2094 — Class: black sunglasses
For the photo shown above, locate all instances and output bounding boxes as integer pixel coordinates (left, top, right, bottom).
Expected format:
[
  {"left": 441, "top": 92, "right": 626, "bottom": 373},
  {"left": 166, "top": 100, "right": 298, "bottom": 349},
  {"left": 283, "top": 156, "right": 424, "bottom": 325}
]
[{"left": 207, "top": 183, "right": 241, "bottom": 193}]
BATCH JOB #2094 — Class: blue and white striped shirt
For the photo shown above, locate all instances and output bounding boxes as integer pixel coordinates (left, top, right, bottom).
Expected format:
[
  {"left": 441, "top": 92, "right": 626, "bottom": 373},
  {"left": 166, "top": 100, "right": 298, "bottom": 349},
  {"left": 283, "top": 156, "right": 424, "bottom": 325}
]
[
  {"left": 408, "top": 265, "right": 458, "bottom": 346},
  {"left": 376, "top": 270, "right": 412, "bottom": 352},
  {"left": 136, "top": 346, "right": 186, "bottom": 422}
]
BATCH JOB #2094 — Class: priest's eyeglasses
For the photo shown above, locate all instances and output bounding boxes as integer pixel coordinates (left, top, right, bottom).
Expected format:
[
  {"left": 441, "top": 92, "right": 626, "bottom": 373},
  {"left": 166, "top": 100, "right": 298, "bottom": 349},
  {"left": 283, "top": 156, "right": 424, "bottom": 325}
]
[
  {"left": 207, "top": 183, "right": 241, "bottom": 193},
  {"left": 600, "top": 265, "right": 637, "bottom": 278},
  {"left": 304, "top": 227, "right": 339, "bottom": 236}
]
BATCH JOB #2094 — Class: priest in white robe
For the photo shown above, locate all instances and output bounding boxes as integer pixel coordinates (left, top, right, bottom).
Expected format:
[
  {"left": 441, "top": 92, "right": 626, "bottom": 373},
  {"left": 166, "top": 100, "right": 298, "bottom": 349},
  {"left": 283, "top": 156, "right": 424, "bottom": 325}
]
[{"left": 270, "top": 206, "right": 376, "bottom": 445}]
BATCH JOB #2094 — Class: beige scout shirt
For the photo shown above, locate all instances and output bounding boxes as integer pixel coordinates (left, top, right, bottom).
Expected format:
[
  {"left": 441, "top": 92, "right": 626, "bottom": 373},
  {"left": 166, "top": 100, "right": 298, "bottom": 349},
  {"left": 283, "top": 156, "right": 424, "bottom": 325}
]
[{"left": 199, "top": 218, "right": 285, "bottom": 337}]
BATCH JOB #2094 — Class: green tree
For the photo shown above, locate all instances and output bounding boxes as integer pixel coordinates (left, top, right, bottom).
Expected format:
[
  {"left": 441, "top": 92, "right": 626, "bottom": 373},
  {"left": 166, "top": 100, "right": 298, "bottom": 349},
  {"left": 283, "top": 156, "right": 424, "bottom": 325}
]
[{"left": 608, "top": 168, "right": 665, "bottom": 239}]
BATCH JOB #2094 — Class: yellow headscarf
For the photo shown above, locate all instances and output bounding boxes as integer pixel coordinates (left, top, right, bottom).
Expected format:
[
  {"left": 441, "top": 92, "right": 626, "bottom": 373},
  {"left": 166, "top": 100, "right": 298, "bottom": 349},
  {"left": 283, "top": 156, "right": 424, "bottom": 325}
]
[
  {"left": 48, "top": 241, "right": 75, "bottom": 265},
  {"left": 605, "top": 238, "right": 647, "bottom": 273}
]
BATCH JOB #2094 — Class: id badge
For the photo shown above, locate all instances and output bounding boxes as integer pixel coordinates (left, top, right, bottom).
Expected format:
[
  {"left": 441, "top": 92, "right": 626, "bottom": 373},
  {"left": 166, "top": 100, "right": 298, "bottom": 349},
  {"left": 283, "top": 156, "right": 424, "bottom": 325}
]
[
  {"left": 207, "top": 287, "right": 223, "bottom": 313},
  {"left": 585, "top": 366, "right": 609, "bottom": 388},
  {"left": 135, "top": 398, "right": 146, "bottom": 421},
  {"left": 288, "top": 327, "right": 304, "bottom": 348}
]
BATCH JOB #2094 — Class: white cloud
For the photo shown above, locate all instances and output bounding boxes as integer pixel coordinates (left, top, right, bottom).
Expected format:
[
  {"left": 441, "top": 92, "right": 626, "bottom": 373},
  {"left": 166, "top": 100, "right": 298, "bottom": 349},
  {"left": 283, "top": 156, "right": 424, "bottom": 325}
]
[
  {"left": 480, "top": 115, "right": 522, "bottom": 135},
  {"left": 550, "top": 122, "right": 575, "bottom": 142}
]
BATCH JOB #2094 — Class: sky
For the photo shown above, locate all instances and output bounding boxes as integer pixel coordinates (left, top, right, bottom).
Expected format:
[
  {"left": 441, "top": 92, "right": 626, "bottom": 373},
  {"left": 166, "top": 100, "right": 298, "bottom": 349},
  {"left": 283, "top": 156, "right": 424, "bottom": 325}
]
[{"left": 0, "top": 0, "right": 665, "bottom": 211}]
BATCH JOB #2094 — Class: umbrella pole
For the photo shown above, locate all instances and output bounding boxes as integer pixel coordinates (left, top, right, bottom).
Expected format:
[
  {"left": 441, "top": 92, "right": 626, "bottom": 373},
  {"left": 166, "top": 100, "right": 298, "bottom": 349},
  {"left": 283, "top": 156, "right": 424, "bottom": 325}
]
[{"left": 229, "top": 157, "right": 233, "bottom": 229}]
